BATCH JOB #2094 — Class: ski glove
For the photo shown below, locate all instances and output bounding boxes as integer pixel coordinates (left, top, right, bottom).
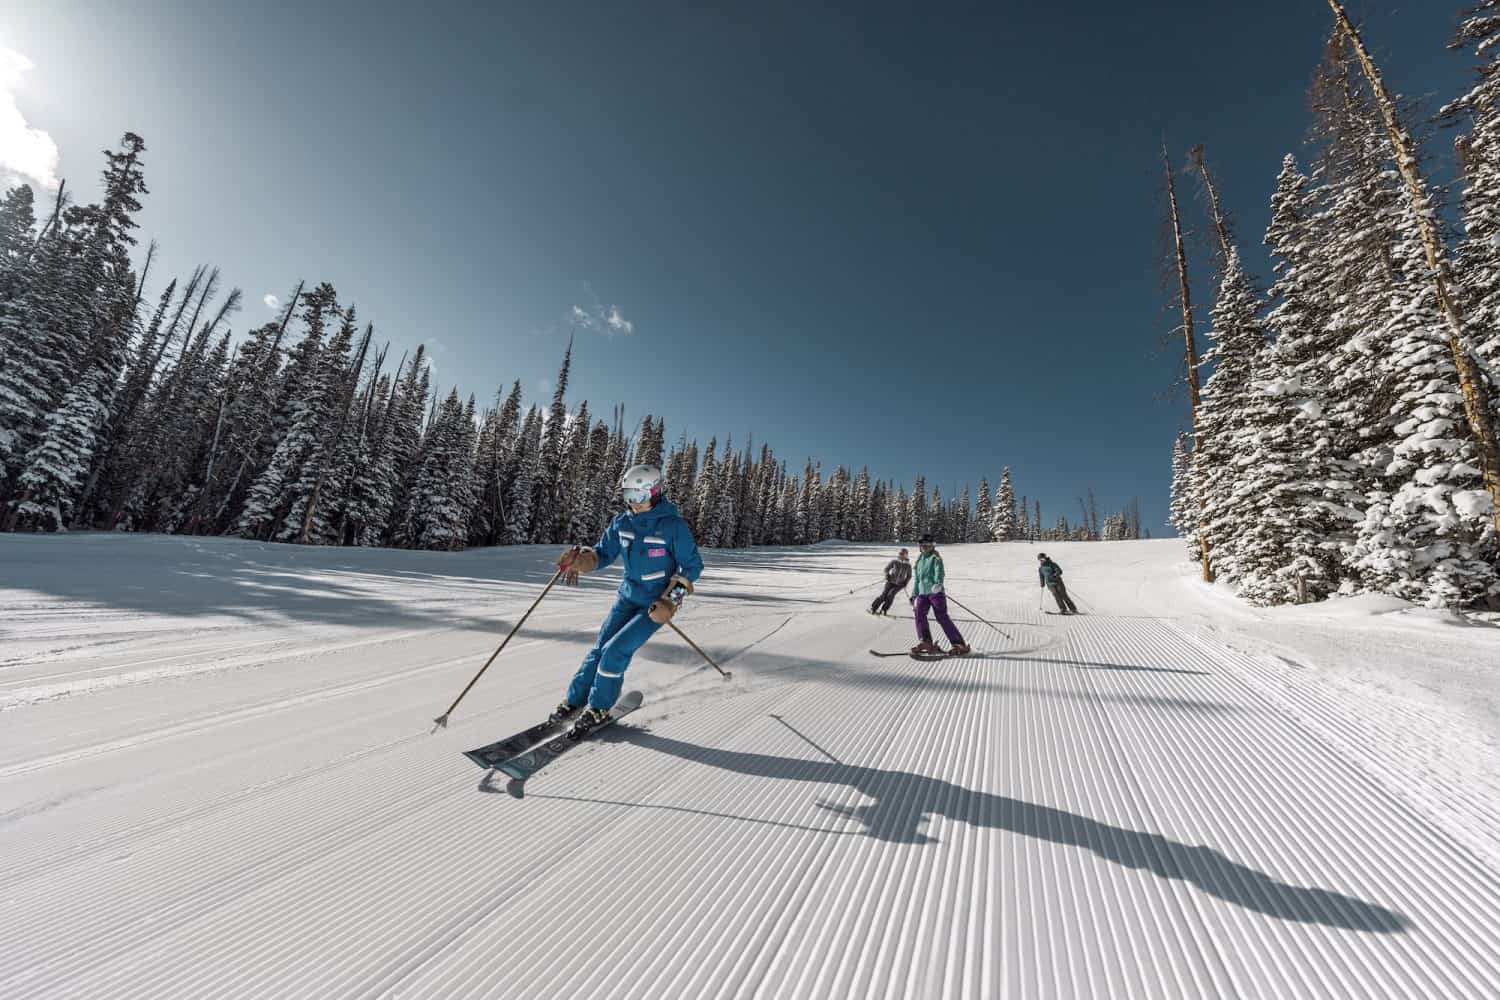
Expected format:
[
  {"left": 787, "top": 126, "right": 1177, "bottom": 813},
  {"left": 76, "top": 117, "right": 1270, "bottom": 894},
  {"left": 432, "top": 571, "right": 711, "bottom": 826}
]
[
  {"left": 559, "top": 547, "right": 598, "bottom": 573},
  {"left": 930, "top": 583, "right": 942, "bottom": 594},
  {"left": 649, "top": 575, "right": 694, "bottom": 625}
]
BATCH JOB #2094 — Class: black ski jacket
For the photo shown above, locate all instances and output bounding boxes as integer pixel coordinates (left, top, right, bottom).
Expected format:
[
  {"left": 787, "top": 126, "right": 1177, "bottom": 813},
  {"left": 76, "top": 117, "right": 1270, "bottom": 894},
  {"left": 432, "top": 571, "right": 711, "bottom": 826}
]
[{"left": 884, "top": 558, "right": 913, "bottom": 587}]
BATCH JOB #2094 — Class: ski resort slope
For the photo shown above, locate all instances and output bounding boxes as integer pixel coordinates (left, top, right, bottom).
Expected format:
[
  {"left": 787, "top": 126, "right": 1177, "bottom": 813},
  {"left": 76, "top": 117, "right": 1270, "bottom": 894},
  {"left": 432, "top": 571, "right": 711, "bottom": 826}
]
[{"left": 1, "top": 534, "right": 1498, "bottom": 1000}]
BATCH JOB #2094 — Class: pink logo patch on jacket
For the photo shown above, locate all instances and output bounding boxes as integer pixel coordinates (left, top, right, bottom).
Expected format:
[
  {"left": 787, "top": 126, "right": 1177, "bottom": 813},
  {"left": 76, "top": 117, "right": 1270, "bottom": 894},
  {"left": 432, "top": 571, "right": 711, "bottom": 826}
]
[{"left": 648, "top": 547, "right": 667, "bottom": 558}]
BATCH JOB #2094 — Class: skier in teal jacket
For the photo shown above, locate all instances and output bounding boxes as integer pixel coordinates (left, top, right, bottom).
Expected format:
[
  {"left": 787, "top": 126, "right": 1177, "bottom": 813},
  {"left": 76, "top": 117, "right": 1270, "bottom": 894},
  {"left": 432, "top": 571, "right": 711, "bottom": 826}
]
[
  {"left": 551, "top": 464, "right": 703, "bottom": 733},
  {"left": 909, "top": 534, "right": 970, "bottom": 656}
]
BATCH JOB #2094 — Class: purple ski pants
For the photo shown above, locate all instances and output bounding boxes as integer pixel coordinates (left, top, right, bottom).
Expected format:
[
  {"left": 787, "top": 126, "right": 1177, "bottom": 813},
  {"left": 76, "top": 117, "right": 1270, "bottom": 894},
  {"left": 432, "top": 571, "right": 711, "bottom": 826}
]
[{"left": 913, "top": 593, "right": 965, "bottom": 646}]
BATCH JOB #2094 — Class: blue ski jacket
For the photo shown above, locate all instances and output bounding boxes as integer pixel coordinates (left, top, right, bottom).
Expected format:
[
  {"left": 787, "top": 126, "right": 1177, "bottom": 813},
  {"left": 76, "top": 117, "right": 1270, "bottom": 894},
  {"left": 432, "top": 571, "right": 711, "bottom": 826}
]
[{"left": 592, "top": 499, "right": 704, "bottom": 606}]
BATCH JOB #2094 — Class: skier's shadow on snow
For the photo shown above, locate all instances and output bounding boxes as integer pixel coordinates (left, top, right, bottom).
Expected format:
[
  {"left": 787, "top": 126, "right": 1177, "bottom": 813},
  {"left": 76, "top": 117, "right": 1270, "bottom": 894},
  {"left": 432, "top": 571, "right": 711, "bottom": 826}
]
[{"left": 604, "top": 728, "right": 1410, "bottom": 934}]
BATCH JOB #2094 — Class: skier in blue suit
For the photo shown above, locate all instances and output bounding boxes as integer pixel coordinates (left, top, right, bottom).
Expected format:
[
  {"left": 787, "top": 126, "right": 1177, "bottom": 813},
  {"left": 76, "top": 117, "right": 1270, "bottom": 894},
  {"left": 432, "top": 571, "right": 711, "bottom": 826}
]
[{"left": 551, "top": 463, "right": 704, "bottom": 734}]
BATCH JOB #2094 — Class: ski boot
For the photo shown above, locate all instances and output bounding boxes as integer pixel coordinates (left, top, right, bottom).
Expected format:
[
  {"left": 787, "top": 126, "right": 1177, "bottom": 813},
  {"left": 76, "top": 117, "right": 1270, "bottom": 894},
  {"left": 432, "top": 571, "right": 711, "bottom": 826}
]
[
  {"left": 910, "top": 640, "right": 941, "bottom": 656},
  {"left": 948, "top": 642, "right": 972, "bottom": 656},
  {"left": 569, "top": 706, "right": 612, "bottom": 739},
  {"left": 549, "top": 701, "right": 583, "bottom": 724}
]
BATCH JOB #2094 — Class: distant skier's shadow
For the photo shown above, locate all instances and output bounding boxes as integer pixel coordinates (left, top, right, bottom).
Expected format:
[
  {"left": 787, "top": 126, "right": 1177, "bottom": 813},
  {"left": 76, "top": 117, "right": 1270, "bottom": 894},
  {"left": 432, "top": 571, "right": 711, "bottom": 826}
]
[{"left": 607, "top": 728, "right": 1410, "bottom": 934}]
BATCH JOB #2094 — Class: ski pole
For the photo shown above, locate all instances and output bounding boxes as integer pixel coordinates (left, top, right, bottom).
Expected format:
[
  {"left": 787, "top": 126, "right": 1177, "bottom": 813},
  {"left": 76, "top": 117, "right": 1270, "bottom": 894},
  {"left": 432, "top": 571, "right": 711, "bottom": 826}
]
[
  {"left": 946, "top": 596, "right": 1011, "bottom": 639},
  {"left": 431, "top": 547, "right": 579, "bottom": 730},
  {"left": 666, "top": 620, "right": 733, "bottom": 680}
]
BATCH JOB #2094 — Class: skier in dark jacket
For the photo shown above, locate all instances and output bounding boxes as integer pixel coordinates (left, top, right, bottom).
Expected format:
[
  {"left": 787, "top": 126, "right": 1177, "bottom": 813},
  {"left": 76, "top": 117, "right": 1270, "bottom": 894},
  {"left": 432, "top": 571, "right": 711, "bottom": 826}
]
[
  {"left": 1038, "top": 552, "right": 1078, "bottom": 614},
  {"left": 550, "top": 464, "right": 703, "bottom": 734},
  {"left": 868, "top": 548, "right": 912, "bottom": 616}
]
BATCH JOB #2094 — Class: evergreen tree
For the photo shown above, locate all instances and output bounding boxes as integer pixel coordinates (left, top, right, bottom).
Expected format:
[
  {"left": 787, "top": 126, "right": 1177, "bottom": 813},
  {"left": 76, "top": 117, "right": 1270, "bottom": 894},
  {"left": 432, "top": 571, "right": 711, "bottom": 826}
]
[
  {"left": 536, "top": 341, "right": 573, "bottom": 543},
  {"left": 504, "top": 407, "right": 541, "bottom": 545},
  {"left": 1168, "top": 432, "right": 1200, "bottom": 560},
  {"left": 993, "top": 467, "right": 1017, "bottom": 541},
  {"left": 909, "top": 476, "right": 926, "bottom": 537},
  {"left": 975, "top": 478, "right": 993, "bottom": 543}
]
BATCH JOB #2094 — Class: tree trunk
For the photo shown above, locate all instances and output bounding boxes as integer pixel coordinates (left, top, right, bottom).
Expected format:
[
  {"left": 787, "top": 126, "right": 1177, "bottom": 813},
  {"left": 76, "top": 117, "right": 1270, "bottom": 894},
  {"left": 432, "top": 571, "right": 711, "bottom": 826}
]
[
  {"left": 1326, "top": 0, "right": 1500, "bottom": 540},
  {"left": 1189, "top": 145, "right": 1235, "bottom": 265},
  {"left": 1163, "top": 143, "right": 1215, "bottom": 582}
]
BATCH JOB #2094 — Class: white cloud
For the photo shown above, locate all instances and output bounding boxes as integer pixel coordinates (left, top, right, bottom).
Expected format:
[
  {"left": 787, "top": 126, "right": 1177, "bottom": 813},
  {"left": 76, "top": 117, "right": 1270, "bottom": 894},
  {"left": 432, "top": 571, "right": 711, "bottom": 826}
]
[
  {"left": 0, "top": 49, "right": 60, "bottom": 191},
  {"left": 570, "top": 300, "right": 635, "bottom": 337},
  {"left": 606, "top": 305, "right": 634, "bottom": 335},
  {"left": 263, "top": 294, "right": 280, "bottom": 310}
]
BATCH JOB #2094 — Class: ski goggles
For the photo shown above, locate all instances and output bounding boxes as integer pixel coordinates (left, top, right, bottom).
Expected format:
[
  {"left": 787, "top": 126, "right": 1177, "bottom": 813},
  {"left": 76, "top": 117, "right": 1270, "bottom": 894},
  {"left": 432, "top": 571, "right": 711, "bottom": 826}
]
[{"left": 622, "top": 482, "right": 659, "bottom": 505}]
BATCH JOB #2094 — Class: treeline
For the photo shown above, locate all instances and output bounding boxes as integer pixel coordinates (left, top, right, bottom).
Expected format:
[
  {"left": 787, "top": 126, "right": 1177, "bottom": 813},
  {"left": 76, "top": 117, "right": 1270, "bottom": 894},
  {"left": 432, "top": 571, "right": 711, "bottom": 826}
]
[
  {"left": 1167, "top": 2, "right": 1500, "bottom": 610},
  {"left": 0, "top": 135, "right": 1144, "bottom": 551}
]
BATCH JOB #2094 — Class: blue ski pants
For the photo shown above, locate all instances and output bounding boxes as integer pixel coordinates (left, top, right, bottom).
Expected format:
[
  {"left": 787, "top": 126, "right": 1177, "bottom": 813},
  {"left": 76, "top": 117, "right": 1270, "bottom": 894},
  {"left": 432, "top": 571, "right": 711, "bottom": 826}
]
[{"left": 567, "top": 596, "right": 662, "bottom": 710}]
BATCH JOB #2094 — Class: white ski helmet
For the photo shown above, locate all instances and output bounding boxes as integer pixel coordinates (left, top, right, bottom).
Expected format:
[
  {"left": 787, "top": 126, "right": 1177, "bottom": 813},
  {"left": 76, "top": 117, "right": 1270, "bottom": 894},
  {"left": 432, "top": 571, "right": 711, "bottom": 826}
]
[{"left": 620, "top": 463, "right": 665, "bottom": 505}]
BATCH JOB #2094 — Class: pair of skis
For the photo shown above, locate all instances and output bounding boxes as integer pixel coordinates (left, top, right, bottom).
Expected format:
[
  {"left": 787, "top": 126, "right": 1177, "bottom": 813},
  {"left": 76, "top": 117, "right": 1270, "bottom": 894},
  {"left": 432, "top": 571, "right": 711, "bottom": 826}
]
[
  {"left": 462, "top": 690, "right": 644, "bottom": 798},
  {"left": 868, "top": 648, "right": 967, "bottom": 661}
]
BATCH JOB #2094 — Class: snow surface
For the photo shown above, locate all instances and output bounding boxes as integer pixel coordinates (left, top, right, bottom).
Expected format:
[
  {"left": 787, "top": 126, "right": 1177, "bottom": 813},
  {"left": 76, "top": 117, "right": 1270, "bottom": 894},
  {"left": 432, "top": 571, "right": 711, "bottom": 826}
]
[{"left": 2, "top": 534, "right": 1498, "bottom": 998}]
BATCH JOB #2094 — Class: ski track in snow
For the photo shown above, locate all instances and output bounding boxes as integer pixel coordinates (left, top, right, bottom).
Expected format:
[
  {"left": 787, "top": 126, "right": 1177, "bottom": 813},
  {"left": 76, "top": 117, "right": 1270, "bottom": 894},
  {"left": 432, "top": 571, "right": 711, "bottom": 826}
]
[{"left": 0, "top": 534, "right": 1498, "bottom": 999}]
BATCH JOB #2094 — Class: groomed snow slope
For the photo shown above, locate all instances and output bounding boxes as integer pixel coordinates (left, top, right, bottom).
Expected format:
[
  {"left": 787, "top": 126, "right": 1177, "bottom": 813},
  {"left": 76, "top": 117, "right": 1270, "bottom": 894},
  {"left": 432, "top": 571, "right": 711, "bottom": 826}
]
[{"left": 2, "top": 534, "right": 1498, "bottom": 999}]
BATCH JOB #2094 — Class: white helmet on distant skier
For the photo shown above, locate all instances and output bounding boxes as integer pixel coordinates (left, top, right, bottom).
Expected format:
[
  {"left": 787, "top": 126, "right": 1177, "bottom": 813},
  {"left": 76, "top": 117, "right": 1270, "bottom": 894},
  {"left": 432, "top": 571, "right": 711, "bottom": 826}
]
[{"left": 620, "top": 464, "right": 664, "bottom": 506}]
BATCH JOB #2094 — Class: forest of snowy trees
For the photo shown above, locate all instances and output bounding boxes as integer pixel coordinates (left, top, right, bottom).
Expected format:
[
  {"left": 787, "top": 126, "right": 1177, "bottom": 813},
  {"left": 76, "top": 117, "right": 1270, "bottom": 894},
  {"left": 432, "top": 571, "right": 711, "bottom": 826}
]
[
  {"left": 0, "top": 136, "right": 1142, "bottom": 552},
  {"left": 1168, "top": 2, "right": 1500, "bottom": 610}
]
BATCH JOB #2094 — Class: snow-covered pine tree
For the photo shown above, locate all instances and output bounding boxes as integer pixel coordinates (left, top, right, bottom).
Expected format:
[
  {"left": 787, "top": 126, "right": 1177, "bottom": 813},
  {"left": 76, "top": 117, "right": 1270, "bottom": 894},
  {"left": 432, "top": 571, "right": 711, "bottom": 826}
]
[
  {"left": 1018, "top": 492, "right": 1030, "bottom": 542},
  {"left": 957, "top": 485, "right": 972, "bottom": 542},
  {"left": 1345, "top": 176, "right": 1498, "bottom": 605},
  {"left": 993, "top": 468, "right": 1016, "bottom": 541},
  {"left": 1194, "top": 245, "right": 1268, "bottom": 586},
  {"left": 1445, "top": 1, "right": 1500, "bottom": 383},
  {"left": 535, "top": 341, "right": 573, "bottom": 543},
  {"left": 1327, "top": 0, "right": 1500, "bottom": 541},
  {"left": 285, "top": 313, "right": 372, "bottom": 543},
  {"left": 236, "top": 284, "right": 340, "bottom": 539},
  {"left": 1168, "top": 432, "right": 1200, "bottom": 560},
  {"left": 6, "top": 365, "right": 116, "bottom": 530},
  {"left": 734, "top": 445, "right": 759, "bottom": 548},
  {"left": 576, "top": 419, "right": 613, "bottom": 542},
  {"left": 406, "top": 389, "right": 477, "bottom": 550},
  {"left": 0, "top": 185, "right": 35, "bottom": 292},
  {"left": 852, "top": 467, "right": 872, "bottom": 542},
  {"left": 975, "top": 478, "right": 993, "bottom": 543},
  {"left": 694, "top": 437, "right": 719, "bottom": 540},
  {"left": 893, "top": 484, "right": 911, "bottom": 541},
  {"left": 0, "top": 144, "right": 146, "bottom": 494},
  {"left": 503, "top": 406, "right": 541, "bottom": 545},
  {"left": 909, "top": 476, "right": 926, "bottom": 538},
  {"left": 557, "top": 400, "right": 594, "bottom": 543},
  {"left": 827, "top": 465, "right": 850, "bottom": 540}
]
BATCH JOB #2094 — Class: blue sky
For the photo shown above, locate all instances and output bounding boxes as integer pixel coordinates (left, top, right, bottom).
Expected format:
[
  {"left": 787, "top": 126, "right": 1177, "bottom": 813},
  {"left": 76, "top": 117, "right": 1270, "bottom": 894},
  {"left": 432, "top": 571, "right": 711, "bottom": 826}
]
[{"left": 0, "top": 1, "right": 1474, "bottom": 533}]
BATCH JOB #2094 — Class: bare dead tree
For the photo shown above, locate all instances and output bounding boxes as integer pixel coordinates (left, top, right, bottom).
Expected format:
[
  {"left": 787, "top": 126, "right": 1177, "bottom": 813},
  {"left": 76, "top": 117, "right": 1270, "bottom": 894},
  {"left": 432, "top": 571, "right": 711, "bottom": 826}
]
[
  {"left": 1189, "top": 144, "right": 1235, "bottom": 265},
  {"left": 1163, "top": 141, "right": 1215, "bottom": 581},
  {"left": 1325, "top": 0, "right": 1500, "bottom": 539}
]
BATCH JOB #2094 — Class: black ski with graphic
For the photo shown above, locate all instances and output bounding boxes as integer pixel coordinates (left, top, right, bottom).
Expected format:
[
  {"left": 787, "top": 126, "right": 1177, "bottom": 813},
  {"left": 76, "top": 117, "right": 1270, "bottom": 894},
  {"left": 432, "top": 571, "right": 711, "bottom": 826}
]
[
  {"left": 463, "top": 716, "right": 574, "bottom": 770},
  {"left": 495, "top": 690, "right": 644, "bottom": 798}
]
